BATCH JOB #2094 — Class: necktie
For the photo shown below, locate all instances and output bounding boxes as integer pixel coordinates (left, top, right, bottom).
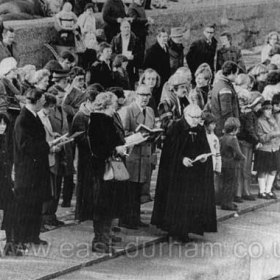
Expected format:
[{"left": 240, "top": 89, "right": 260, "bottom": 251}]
[{"left": 142, "top": 108, "right": 146, "bottom": 122}]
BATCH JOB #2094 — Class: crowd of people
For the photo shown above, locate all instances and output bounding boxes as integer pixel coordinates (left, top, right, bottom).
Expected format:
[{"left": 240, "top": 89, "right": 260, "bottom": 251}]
[{"left": 1, "top": 0, "right": 280, "bottom": 258}]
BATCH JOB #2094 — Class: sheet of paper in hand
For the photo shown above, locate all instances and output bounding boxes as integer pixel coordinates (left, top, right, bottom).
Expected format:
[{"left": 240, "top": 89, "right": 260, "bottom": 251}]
[{"left": 191, "top": 153, "right": 213, "bottom": 163}]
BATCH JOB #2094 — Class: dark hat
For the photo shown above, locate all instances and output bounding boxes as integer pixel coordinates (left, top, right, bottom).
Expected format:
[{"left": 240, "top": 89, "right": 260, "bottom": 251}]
[
  {"left": 52, "top": 69, "right": 70, "bottom": 81},
  {"left": 108, "top": 87, "right": 125, "bottom": 99},
  {"left": 247, "top": 91, "right": 264, "bottom": 108},
  {"left": 170, "top": 27, "right": 184, "bottom": 38},
  {"left": 262, "top": 100, "right": 272, "bottom": 110}
]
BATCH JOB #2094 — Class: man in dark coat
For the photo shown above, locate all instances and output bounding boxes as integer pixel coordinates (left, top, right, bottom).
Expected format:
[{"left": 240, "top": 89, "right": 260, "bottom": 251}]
[
  {"left": 216, "top": 31, "right": 246, "bottom": 73},
  {"left": 210, "top": 61, "right": 240, "bottom": 137},
  {"left": 144, "top": 28, "right": 171, "bottom": 90},
  {"left": 168, "top": 27, "right": 184, "bottom": 75},
  {"left": 128, "top": 0, "right": 153, "bottom": 66},
  {"left": 151, "top": 104, "right": 217, "bottom": 242},
  {"left": 186, "top": 23, "right": 217, "bottom": 85},
  {"left": 88, "top": 42, "right": 114, "bottom": 88},
  {"left": 102, "top": 0, "right": 127, "bottom": 43},
  {"left": 13, "top": 88, "right": 51, "bottom": 246},
  {"left": 111, "top": 20, "right": 141, "bottom": 89}
]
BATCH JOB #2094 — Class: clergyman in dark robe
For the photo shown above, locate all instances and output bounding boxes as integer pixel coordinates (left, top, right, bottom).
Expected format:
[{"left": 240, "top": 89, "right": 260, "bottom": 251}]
[{"left": 151, "top": 104, "right": 217, "bottom": 242}]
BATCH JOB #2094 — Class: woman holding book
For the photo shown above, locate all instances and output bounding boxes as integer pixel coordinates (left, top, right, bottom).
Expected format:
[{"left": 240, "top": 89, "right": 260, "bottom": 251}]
[{"left": 88, "top": 91, "right": 127, "bottom": 254}]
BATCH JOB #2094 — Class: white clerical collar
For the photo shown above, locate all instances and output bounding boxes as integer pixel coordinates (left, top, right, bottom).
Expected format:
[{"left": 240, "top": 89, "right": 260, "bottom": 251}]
[{"left": 25, "top": 105, "right": 37, "bottom": 117}]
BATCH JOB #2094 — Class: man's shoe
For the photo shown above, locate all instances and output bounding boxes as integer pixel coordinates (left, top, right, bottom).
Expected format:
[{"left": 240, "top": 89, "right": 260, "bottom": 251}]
[
  {"left": 119, "top": 222, "right": 138, "bottom": 230},
  {"left": 4, "top": 242, "right": 23, "bottom": 256},
  {"left": 92, "top": 242, "right": 115, "bottom": 254},
  {"left": 112, "top": 226, "right": 121, "bottom": 233},
  {"left": 30, "top": 239, "right": 48, "bottom": 246},
  {"left": 242, "top": 195, "right": 256, "bottom": 201},
  {"left": 234, "top": 196, "right": 243, "bottom": 203},
  {"left": 138, "top": 221, "right": 149, "bottom": 228},
  {"left": 111, "top": 235, "right": 122, "bottom": 243},
  {"left": 61, "top": 201, "right": 71, "bottom": 208},
  {"left": 221, "top": 204, "right": 238, "bottom": 211}
]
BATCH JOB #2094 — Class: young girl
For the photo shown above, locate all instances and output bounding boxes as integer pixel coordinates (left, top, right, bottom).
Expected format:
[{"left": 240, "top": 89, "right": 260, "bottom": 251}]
[
  {"left": 190, "top": 63, "right": 213, "bottom": 110},
  {"left": 203, "top": 113, "right": 222, "bottom": 204},
  {"left": 0, "top": 112, "right": 22, "bottom": 256},
  {"left": 112, "top": 54, "right": 130, "bottom": 90},
  {"left": 220, "top": 117, "right": 246, "bottom": 211},
  {"left": 255, "top": 100, "right": 280, "bottom": 199}
]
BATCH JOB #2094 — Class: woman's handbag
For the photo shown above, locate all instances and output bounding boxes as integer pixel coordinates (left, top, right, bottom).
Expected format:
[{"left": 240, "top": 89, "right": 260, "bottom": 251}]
[{"left": 103, "top": 156, "right": 130, "bottom": 181}]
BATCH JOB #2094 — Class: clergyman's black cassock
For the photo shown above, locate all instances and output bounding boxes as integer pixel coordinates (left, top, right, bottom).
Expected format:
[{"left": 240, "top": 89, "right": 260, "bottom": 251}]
[
  {"left": 13, "top": 107, "right": 51, "bottom": 243},
  {"left": 151, "top": 117, "right": 217, "bottom": 236}
]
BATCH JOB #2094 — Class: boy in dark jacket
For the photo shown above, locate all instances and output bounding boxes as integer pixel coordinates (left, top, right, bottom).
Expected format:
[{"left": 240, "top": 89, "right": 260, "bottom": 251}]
[{"left": 220, "top": 117, "right": 246, "bottom": 211}]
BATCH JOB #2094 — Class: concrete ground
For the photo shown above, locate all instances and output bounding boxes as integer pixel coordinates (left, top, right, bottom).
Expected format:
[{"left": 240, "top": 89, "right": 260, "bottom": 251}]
[
  {"left": 1, "top": 180, "right": 280, "bottom": 280},
  {"left": 51, "top": 202, "right": 280, "bottom": 280}
]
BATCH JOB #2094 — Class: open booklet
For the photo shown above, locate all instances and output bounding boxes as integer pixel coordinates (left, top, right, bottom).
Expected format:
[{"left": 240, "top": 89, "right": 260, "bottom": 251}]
[
  {"left": 135, "top": 124, "right": 164, "bottom": 135},
  {"left": 191, "top": 153, "right": 213, "bottom": 163},
  {"left": 125, "top": 132, "right": 149, "bottom": 147}
]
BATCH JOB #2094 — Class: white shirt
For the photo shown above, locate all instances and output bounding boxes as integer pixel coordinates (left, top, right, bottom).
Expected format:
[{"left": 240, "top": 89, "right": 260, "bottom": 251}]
[
  {"left": 25, "top": 105, "right": 37, "bottom": 118},
  {"left": 122, "top": 35, "right": 130, "bottom": 54},
  {"left": 206, "top": 131, "right": 222, "bottom": 173}
]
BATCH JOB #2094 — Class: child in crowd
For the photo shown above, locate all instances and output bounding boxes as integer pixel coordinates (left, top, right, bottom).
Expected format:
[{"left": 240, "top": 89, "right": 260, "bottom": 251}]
[
  {"left": 112, "top": 54, "right": 130, "bottom": 90},
  {"left": 249, "top": 63, "right": 268, "bottom": 93},
  {"left": 220, "top": 117, "right": 246, "bottom": 211},
  {"left": 255, "top": 100, "right": 280, "bottom": 199},
  {"left": 234, "top": 73, "right": 254, "bottom": 113},
  {"left": 237, "top": 92, "right": 264, "bottom": 202},
  {"left": 262, "top": 71, "right": 280, "bottom": 101},
  {"left": 203, "top": 113, "right": 222, "bottom": 204},
  {"left": 272, "top": 93, "right": 280, "bottom": 190}
]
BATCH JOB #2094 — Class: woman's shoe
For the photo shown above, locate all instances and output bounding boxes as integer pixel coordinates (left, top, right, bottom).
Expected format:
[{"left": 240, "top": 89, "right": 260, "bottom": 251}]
[
  {"left": 92, "top": 242, "right": 115, "bottom": 254},
  {"left": 267, "top": 192, "right": 277, "bottom": 199},
  {"left": 234, "top": 196, "right": 243, "bottom": 203},
  {"left": 258, "top": 193, "right": 268, "bottom": 199},
  {"left": 242, "top": 195, "right": 256, "bottom": 201}
]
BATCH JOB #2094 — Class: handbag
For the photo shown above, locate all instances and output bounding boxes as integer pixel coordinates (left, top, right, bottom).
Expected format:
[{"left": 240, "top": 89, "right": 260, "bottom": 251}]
[{"left": 103, "top": 156, "right": 130, "bottom": 181}]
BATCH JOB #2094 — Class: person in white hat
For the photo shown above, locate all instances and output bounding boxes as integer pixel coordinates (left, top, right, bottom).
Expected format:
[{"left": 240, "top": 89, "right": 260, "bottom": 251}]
[{"left": 168, "top": 27, "right": 184, "bottom": 75}]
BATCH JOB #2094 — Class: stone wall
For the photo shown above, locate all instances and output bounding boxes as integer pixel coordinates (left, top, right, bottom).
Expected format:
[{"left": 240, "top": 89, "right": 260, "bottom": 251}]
[{"left": 5, "top": 0, "right": 280, "bottom": 68}]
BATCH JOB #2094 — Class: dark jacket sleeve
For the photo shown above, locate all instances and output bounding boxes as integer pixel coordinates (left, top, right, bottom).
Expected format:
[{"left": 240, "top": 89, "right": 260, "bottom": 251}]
[
  {"left": 230, "top": 136, "right": 246, "bottom": 161},
  {"left": 186, "top": 41, "right": 198, "bottom": 73},
  {"left": 14, "top": 117, "right": 50, "bottom": 160}
]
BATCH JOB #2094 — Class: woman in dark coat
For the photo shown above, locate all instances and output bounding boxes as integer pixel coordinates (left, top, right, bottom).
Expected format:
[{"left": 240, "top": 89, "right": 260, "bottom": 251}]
[
  {"left": 72, "top": 88, "right": 98, "bottom": 222},
  {"left": 0, "top": 112, "right": 20, "bottom": 256},
  {"left": 151, "top": 104, "right": 217, "bottom": 242},
  {"left": 88, "top": 91, "right": 127, "bottom": 254}
]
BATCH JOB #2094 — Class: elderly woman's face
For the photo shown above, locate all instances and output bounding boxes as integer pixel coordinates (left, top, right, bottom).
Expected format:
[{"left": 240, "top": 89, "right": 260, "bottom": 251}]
[
  {"left": 144, "top": 72, "right": 157, "bottom": 89},
  {"left": 37, "top": 76, "right": 49, "bottom": 91},
  {"left": 269, "top": 34, "right": 278, "bottom": 46}
]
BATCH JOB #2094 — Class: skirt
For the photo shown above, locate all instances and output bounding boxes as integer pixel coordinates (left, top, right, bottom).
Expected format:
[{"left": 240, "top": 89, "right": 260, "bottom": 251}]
[{"left": 253, "top": 150, "right": 280, "bottom": 172}]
